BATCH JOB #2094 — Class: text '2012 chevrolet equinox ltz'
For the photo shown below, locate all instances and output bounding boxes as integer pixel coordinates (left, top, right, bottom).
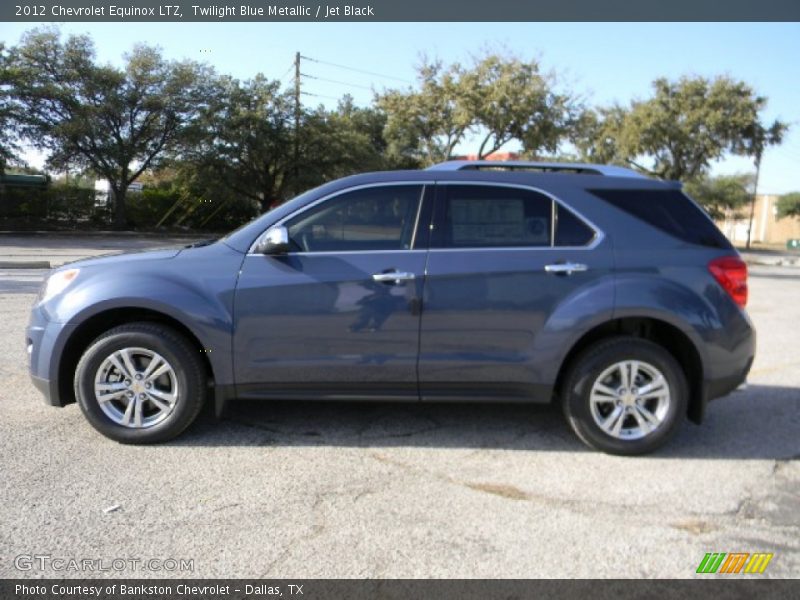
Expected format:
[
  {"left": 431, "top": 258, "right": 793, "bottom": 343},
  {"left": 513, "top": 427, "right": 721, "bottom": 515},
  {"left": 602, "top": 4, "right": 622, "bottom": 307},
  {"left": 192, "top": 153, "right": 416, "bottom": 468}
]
[{"left": 27, "top": 161, "right": 755, "bottom": 455}]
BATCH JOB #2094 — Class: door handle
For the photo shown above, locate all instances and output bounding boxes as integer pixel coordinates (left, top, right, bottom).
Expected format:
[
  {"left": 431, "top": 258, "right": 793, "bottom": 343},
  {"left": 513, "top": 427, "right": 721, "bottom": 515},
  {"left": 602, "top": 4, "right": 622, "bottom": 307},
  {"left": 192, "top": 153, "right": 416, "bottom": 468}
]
[
  {"left": 544, "top": 262, "right": 588, "bottom": 275},
  {"left": 372, "top": 271, "right": 416, "bottom": 284}
]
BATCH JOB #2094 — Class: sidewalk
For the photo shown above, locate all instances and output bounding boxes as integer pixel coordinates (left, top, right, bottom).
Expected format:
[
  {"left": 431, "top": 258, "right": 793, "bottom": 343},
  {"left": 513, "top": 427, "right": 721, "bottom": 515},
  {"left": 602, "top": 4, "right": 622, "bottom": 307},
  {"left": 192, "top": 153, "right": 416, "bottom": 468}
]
[
  {"left": 738, "top": 248, "right": 800, "bottom": 268},
  {"left": 0, "top": 232, "right": 208, "bottom": 268}
]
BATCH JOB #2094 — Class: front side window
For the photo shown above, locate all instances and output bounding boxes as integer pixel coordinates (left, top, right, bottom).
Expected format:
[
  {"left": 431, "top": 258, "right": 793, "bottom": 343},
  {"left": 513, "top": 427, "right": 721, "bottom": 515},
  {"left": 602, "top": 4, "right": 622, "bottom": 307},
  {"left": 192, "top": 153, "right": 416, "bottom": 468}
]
[
  {"left": 441, "top": 185, "right": 553, "bottom": 248},
  {"left": 285, "top": 185, "right": 424, "bottom": 252}
]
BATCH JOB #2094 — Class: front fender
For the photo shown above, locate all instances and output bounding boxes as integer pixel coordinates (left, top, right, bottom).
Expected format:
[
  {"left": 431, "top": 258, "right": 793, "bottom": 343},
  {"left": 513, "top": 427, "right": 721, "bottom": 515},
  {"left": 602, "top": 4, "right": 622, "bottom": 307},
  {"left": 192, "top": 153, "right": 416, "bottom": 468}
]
[{"left": 42, "top": 243, "right": 243, "bottom": 388}]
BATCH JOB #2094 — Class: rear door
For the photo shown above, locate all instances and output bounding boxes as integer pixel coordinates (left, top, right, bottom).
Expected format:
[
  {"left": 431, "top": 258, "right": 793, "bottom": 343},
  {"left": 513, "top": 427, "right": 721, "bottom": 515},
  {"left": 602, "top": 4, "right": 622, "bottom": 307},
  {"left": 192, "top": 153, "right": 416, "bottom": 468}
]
[
  {"left": 233, "top": 183, "right": 432, "bottom": 400},
  {"left": 419, "top": 182, "right": 612, "bottom": 401}
]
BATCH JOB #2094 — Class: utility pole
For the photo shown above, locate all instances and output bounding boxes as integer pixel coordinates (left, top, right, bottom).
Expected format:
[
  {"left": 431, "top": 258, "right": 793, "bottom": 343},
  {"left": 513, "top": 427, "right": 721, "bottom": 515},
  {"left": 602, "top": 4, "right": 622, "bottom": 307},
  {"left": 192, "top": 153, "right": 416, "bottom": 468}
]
[{"left": 293, "top": 51, "right": 301, "bottom": 195}]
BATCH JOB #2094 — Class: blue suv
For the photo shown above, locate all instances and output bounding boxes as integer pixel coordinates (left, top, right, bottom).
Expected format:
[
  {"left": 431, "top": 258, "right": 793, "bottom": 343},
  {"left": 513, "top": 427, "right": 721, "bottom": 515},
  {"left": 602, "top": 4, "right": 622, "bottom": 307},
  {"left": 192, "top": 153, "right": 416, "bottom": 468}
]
[{"left": 26, "top": 161, "right": 755, "bottom": 454}]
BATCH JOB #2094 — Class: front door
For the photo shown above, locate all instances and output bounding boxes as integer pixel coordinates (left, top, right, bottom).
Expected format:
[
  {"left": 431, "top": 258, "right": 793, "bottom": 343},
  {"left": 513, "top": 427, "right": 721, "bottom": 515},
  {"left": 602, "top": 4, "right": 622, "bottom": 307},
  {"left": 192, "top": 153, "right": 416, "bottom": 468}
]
[{"left": 233, "top": 184, "right": 430, "bottom": 400}]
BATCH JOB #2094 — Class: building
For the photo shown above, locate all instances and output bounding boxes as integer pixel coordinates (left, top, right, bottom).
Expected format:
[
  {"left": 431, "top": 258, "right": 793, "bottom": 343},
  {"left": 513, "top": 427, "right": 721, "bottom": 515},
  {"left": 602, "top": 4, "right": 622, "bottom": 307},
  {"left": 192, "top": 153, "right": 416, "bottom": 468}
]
[
  {"left": 94, "top": 179, "right": 144, "bottom": 205},
  {"left": 716, "top": 194, "right": 800, "bottom": 246}
]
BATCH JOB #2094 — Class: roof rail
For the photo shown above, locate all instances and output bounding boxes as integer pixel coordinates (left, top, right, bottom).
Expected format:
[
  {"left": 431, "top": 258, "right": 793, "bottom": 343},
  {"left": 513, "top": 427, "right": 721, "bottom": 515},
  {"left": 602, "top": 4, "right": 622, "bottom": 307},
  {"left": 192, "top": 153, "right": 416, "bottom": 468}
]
[{"left": 426, "top": 160, "right": 648, "bottom": 179}]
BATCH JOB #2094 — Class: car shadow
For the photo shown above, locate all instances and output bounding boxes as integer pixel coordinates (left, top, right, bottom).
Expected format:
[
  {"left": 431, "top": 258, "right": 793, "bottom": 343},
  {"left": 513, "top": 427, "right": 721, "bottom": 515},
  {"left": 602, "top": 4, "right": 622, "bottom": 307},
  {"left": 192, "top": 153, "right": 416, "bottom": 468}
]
[{"left": 171, "top": 384, "right": 800, "bottom": 460}]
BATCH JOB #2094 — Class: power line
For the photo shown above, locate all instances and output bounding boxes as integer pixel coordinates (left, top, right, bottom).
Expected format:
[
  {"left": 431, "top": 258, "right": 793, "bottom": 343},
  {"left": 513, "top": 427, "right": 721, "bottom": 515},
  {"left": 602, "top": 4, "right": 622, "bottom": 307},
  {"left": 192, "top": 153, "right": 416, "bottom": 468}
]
[
  {"left": 300, "top": 72, "right": 375, "bottom": 92},
  {"left": 772, "top": 147, "right": 800, "bottom": 162},
  {"left": 301, "top": 91, "right": 343, "bottom": 101},
  {"left": 301, "top": 55, "right": 413, "bottom": 85},
  {"left": 277, "top": 63, "right": 294, "bottom": 85}
]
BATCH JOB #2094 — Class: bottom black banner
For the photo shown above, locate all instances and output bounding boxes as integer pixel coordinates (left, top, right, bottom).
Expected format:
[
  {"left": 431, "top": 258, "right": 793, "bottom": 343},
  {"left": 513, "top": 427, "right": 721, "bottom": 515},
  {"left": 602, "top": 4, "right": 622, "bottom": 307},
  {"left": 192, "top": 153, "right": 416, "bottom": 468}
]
[{"left": 1, "top": 579, "right": 798, "bottom": 600}]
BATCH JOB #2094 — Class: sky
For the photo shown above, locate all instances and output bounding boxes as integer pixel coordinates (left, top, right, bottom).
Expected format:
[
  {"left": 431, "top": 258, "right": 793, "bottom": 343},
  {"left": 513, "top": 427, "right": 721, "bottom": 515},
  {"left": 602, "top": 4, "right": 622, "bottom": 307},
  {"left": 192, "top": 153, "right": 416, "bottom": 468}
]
[{"left": 2, "top": 21, "right": 799, "bottom": 193}]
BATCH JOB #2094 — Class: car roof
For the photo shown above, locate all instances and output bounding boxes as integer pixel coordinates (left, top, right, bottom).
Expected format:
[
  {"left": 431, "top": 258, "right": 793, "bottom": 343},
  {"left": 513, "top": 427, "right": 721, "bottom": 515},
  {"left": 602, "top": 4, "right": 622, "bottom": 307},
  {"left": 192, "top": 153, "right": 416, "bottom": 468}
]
[{"left": 324, "top": 168, "right": 679, "bottom": 190}]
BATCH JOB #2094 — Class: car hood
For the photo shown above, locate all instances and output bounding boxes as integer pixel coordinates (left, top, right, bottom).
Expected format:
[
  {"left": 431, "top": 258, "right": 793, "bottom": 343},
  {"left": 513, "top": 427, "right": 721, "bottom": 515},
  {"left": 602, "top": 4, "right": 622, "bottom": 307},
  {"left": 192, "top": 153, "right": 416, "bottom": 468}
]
[{"left": 59, "top": 247, "right": 183, "bottom": 270}]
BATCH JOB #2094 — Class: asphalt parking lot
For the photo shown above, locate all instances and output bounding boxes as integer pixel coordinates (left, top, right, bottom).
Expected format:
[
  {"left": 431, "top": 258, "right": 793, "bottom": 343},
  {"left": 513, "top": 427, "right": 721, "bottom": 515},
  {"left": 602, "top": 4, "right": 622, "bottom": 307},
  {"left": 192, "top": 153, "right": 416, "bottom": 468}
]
[{"left": 0, "top": 236, "right": 797, "bottom": 579}]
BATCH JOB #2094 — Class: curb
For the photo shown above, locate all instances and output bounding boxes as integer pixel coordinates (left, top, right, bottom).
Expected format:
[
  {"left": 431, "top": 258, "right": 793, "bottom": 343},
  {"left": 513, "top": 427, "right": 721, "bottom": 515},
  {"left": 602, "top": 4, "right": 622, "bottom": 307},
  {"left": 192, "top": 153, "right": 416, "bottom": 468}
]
[
  {"left": 0, "top": 230, "right": 216, "bottom": 238},
  {"left": 746, "top": 261, "right": 800, "bottom": 268},
  {"left": 0, "top": 261, "right": 51, "bottom": 269}
]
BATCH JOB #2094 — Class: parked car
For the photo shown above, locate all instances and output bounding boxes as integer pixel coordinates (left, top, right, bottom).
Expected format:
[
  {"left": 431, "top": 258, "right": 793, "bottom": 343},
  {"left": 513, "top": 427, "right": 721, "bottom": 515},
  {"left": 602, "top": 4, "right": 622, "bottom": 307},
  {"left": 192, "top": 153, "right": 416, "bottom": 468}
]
[{"left": 27, "top": 161, "right": 754, "bottom": 454}]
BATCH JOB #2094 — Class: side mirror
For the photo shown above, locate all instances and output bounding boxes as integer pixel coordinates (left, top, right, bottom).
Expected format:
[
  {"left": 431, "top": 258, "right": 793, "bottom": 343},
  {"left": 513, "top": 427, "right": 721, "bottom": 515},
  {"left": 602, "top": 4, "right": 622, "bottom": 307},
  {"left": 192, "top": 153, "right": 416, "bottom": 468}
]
[{"left": 255, "top": 226, "right": 290, "bottom": 255}]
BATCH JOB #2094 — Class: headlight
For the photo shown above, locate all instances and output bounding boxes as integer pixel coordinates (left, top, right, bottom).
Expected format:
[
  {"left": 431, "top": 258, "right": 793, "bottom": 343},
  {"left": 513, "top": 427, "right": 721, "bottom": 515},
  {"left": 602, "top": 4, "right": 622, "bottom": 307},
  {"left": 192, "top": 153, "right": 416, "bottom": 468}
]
[{"left": 39, "top": 268, "right": 80, "bottom": 303}]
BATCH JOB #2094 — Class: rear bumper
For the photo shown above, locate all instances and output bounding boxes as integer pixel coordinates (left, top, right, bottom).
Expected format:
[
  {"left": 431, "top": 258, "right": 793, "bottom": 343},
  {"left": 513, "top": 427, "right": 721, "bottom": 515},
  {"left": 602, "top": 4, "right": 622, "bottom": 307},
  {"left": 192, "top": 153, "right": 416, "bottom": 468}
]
[
  {"left": 706, "top": 356, "right": 753, "bottom": 402},
  {"left": 689, "top": 344, "right": 755, "bottom": 425}
]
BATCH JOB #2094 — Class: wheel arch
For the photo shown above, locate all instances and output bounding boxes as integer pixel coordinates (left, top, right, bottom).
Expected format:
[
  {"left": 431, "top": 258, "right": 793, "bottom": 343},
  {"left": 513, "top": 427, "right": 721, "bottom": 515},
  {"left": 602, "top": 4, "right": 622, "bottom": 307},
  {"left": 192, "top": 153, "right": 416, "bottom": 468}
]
[
  {"left": 57, "top": 308, "right": 215, "bottom": 407},
  {"left": 554, "top": 316, "right": 706, "bottom": 424}
]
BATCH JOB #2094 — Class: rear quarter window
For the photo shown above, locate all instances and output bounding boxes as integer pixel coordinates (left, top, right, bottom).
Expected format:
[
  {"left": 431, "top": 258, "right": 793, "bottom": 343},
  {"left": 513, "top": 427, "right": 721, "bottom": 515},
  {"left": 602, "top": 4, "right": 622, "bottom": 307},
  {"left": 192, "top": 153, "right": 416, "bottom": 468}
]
[{"left": 589, "top": 188, "right": 732, "bottom": 249}]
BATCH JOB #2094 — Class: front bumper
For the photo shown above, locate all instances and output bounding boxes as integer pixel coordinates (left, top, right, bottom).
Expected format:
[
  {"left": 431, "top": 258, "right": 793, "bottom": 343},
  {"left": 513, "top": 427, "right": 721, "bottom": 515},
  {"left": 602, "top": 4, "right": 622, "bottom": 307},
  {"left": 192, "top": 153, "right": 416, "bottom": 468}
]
[{"left": 26, "top": 303, "right": 76, "bottom": 407}]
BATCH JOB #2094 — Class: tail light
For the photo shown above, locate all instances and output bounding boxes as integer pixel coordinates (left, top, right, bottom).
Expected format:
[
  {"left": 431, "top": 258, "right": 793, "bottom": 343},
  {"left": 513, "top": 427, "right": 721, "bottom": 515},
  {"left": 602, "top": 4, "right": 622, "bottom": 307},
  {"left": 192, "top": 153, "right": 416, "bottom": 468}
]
[{"left": 708, "top": 256, "right": 748, "bottom": 308}]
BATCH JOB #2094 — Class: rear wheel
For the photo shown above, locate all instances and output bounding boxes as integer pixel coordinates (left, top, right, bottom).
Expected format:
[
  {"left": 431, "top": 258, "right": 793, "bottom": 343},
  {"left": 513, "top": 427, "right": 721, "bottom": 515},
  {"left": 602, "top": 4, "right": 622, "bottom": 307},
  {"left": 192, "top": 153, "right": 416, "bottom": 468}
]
[
  {"left": 74, "top": 323, "right": 206, "bottom": 443},
  {"left": 561, "top": 337, "right": 687, "bottom": 455}
]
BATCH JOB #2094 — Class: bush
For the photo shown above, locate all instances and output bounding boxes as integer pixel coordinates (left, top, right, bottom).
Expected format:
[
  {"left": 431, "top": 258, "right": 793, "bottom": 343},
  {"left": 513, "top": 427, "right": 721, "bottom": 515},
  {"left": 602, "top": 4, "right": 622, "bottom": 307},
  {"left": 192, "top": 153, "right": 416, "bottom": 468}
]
[
  {"left": 125, "top": 188, "right": 180, "bottom": 228},
  {"left": 0, "top": 179, "right": 259, "bottom": 232},
  {"left": 777, "top": 192, "right": 800, "bottom": 220},
  {"left": 0, "top": 183, "right": 98, "bottom": 225}
]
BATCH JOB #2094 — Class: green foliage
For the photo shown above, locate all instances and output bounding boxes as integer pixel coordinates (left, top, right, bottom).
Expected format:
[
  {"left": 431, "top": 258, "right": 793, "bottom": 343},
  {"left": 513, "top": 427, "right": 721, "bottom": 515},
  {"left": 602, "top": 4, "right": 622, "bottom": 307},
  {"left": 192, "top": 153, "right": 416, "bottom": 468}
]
[
  {"left": 0, "top": 182, "right": 98, "bottom": 224},
  {"left": 378, "top": 59, "right": 472, "bottom": 165},
  {"left": 777, "top": 192, "right": 800, "bottom": 220},
  {"left": 183, "top": 74, "right": 295, "bottom": 211},
  {"left": 0, "top": 42, "right": 21, "bottom": 173},
  {"left": 460, "top": 54, "right": 578, "bottom": 159},
  {"left": 122, "top": 181, "right": 258, "bottom": 231},
  {"left": 575, "top": 76, "right": 788, "bottom": 181},
  {"left": 683, "top": 173, "right": 754, "bottom": 220},
  {"left": 5, "top": 27, "right": 211, "bottom": 226},
  {"left": 296, "top": 97, "right": 416, "bottom": 191},
  {"left": 377, "top": 53, "right": 576, "bottom": 165}
]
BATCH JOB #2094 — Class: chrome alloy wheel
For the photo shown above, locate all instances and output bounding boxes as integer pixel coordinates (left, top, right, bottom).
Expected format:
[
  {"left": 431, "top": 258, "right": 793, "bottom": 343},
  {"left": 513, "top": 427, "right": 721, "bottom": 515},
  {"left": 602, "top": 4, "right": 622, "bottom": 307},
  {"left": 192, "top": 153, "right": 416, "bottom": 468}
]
[
  {"left": 93, "top": 347, "right": 179, "bottom": 429},
  {"left": 588, "top": 360, "right": 671, "bottom": 440}
]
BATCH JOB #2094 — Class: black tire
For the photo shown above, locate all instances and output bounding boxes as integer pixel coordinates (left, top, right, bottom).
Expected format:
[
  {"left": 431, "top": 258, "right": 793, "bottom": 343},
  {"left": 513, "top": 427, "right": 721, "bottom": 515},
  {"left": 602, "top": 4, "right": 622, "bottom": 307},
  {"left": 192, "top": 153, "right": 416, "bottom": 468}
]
[
  {"left": 74, "top": 322, "right": 206, "bottom": 444},
  {"left": 561, "top": 336, "right": 688, "bottom": 456}
]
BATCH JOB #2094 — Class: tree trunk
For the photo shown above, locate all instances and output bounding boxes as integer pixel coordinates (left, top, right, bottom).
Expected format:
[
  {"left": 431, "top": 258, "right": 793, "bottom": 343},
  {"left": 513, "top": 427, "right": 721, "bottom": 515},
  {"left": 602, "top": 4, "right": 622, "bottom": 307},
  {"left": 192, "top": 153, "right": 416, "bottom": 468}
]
[
  {"left": 112, "top": 186, "right": 128, "bottom": 229},
  {"left": 745, "top": 155, "right": 762, "bottom": 250}
]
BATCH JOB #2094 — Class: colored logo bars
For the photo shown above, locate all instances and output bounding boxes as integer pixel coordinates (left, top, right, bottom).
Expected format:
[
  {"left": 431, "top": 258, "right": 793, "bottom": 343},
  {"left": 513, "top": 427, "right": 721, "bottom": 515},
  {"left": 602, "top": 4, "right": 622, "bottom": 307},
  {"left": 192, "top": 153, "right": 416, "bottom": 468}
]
[{"left": 696, "top": 552, "right": 774, "bottom": 574}]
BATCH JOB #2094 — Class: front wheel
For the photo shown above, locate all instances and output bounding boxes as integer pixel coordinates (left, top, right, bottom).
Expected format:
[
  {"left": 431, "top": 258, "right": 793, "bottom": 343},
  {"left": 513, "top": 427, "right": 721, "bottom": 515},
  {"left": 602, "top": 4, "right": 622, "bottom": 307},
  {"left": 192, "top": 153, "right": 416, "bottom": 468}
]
[
  {"left": 74, "top": 323, "right": 207, "bottom": 444},
  {"left": 561, "top": 337, "right": 688, "bottom": 455}
]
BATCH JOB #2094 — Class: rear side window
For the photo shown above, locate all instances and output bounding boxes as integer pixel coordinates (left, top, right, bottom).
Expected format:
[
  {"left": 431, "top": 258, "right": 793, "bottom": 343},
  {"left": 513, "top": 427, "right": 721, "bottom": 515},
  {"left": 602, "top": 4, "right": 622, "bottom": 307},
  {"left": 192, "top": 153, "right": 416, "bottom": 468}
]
[
  {"left": 555, "top": 205, "right": 596, "bottom": 247},
  {"left": 440, "top": 185, "right": 552, "bottom": 248},
  {"left": 589, "top": 188, "right": 731, "bottom": 249}
]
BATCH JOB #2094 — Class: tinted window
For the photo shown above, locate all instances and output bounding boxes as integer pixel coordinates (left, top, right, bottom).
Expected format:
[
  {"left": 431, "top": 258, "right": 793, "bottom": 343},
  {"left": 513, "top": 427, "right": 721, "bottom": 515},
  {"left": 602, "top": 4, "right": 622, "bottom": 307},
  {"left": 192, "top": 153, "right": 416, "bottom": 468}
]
[
  {"left": 286, "top": 185, "right": 423, "bottom": 252},
  {"left": 441, "top": 185, "right": 552, "bottom": 248},
  {"left": 589, "top": 188, "right": 732, "bottom": 249},
  {"left": 555, "top": 205, "right": 596, "bottom": 247}
]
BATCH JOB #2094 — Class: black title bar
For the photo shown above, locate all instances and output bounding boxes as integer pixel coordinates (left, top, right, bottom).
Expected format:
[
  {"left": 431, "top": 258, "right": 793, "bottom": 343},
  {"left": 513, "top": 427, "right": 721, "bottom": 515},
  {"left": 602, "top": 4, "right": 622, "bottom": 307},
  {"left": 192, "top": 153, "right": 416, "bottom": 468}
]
[{"left": 2, "top": 0, "right": 800, "bottom": 22}]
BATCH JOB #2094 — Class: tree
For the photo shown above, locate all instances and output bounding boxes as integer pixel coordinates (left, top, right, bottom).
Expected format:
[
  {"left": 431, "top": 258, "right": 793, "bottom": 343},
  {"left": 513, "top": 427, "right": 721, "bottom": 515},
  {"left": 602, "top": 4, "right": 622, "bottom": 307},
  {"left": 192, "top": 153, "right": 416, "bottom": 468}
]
[
  {"left": 6, "top": 28, "right": 210, "bottom": 226},
  {"left": 683, "top": 173, "right": 754, "bottom": 220},
  {"left": 576, "top": 76, "right": 788, "bottom": 182},
  {"left": 777, "top": 192, "right": 800, "bottom": 220},
  {"left": 0, "top": 43, "right": 20, "bottom": 173},
  {"left": 377, "top": 53, "right": 576, "bottom": 165},
  {"left": 183, "top": 74, "right": 296, "bottom": 212},
  {"left": 459, "top": 54, "right": 577, "bottom": 159},
  {"left": 297, "top": 96, "right": 419, "bottom": 191},
  {"left": 738, "top": 120, "right": 787, "bottom": 248},
  {"left": 186, "top": 77, "right": 413, "bottom": 213},
  {"left": 377, "top": 59, "right": 471, "bottom": 165}
]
